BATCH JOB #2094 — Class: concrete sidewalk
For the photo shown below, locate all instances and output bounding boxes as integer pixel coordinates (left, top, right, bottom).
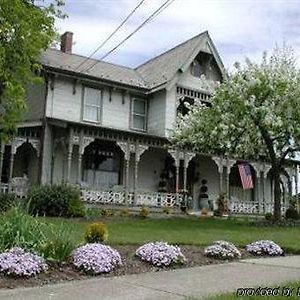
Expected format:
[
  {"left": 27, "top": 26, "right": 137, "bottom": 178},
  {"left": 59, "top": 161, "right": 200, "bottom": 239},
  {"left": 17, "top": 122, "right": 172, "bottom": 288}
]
[{"left": 0, "top": 256, "right": 300, "bottom": 300}]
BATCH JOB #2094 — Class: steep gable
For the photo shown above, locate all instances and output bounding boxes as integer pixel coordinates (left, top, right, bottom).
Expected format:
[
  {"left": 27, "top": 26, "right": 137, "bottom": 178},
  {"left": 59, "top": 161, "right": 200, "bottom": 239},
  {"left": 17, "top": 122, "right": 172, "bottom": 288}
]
[{"left": 136, "top": 31, "right": 225, "bottom": 89}]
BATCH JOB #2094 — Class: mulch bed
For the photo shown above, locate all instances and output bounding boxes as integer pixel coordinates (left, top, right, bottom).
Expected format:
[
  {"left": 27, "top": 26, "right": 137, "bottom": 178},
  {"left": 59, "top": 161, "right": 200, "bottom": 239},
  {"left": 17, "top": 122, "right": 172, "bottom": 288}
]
[{"left": 0, "top": 245, "right": 251, "bottom": 289}]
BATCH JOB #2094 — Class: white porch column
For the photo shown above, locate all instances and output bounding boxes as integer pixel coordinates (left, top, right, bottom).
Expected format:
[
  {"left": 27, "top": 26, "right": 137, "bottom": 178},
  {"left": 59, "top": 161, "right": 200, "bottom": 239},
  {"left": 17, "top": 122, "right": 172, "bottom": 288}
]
[
  {"left": 212, "top": 156, "right": 225, "bottom": 193},
  {"left": 295, "top": 166, "right": 299, "bottom": 212},
  {"left": 66, "top": 144, "right": 73, "bottom": 183},
  {"left": 296, "top": 165, "right": 299, "bottom": 196},
  {"left": 183, "top": 152, "right": 196, "bottom": 191},
  {"left": 77, "top": 153, "right": 82, "bottom": 184},
  {"left": 257, "top": 172, "right": 262, "bottom": 213},
  {"left": 66, "top": 128, "right": 74, "bottom": 183},
  {"left": 9, "top": 145, "right": 15, "bottom": 184},
  {"left": 252, "top": 162, "right": 262, "bottom": 213},
  {"left": 168, "top": 149, "right": 183, "bottom": 193},
  {"left": 134, "top": 144, "right": 149, "bottom": 204},
  {"left": 77, "top": 131, "right": 84, "bottom": 184},
  {"left": 117, "top": 141, "right": 133, "bottom": 202},
  {"left": 0, "top": 144, "right": 5, "bottom": 182},
  {"left": 226, "top": 158, "right": 236, "bottom": 205}
]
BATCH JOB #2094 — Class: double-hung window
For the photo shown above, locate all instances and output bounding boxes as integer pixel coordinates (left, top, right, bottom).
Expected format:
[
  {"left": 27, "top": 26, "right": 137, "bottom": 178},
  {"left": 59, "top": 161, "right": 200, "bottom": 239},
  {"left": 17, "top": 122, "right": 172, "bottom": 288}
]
[
  {"left": 131, "top": 98, "right": 147, "bottom": 131},
  {"left": 83, "top": 86, "right": 102, "bottom": 123}
]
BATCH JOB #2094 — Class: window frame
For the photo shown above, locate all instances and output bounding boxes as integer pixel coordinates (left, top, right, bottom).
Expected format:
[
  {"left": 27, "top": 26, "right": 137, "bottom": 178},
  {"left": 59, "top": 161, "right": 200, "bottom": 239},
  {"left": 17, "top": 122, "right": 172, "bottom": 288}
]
[
  {"left": 130, "top": 97, "right": 147, "bottom": 132},
  {"left": 82, "top": 85, "right": 102, "bottom": 124}
]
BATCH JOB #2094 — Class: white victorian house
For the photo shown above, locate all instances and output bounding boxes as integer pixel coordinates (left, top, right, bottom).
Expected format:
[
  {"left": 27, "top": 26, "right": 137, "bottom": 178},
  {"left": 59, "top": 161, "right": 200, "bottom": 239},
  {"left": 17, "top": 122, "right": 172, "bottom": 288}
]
[{"left": 0, "top": 31, "right": 298, "bottom": 214}]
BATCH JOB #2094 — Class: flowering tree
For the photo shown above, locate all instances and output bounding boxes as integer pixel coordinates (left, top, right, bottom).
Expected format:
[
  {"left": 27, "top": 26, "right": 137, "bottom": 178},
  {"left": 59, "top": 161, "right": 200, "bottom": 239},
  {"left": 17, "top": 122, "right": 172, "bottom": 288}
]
[
  {"left": 171, "top": 47, "right": 300, "bottom": 219},
  {"left": 0, "top": 0, "right": 65, "bottom": 141}
]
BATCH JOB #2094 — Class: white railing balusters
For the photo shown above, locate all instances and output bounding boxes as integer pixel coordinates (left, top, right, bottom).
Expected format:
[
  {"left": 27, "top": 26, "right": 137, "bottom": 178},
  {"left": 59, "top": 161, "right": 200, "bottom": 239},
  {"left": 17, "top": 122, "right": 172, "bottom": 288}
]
[
  {"left": 229, "top": 200, "right": 287, "bottom": 215},
  {"left": 81, "top": 189, "right": 184, "bottom": 208}
]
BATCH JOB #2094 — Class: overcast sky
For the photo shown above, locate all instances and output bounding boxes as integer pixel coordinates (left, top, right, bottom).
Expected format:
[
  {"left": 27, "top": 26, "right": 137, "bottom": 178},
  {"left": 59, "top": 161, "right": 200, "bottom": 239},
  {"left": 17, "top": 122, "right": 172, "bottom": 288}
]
[{"left": 55, "top": 0, "right": 300, "bottom": 70}]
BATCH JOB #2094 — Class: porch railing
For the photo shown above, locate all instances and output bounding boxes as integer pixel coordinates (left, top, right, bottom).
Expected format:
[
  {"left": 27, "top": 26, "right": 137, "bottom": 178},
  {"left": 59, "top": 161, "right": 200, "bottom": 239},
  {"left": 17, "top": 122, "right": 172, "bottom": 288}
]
[
  {"left": 229, "top": 200, "right": 287, "bottom": 215},
  {"left": 81, "top": 189, "right": 184, "bottom": 208},
  {"left": 0, "top": 182, "right": 28, "bottom": 198}
]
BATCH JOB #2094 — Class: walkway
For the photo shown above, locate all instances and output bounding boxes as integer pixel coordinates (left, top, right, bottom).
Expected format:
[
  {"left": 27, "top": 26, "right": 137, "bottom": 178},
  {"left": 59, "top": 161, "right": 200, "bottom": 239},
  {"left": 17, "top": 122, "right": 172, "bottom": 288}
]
[{"left": 0, "top": 256, "right": 300, "bottom": 299}]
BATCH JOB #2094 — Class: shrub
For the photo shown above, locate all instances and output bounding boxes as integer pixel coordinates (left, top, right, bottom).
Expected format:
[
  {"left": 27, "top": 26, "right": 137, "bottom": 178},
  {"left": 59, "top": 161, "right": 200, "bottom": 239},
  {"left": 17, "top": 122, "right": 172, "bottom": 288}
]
[
  {"left": 204, "top": 241, "right": 241, "bottom": 260},
  {"left": 0, "top": 193, "right": 18, "bottom": 213},
  {"left": 85, "top": 222, "right": 108, "bottom": 243},
  {"left": 67, "top": 198, "right": 86, "bottom": 217},
  {"left": 119, "top": 208, "right": 130, "bottom": 217},
  {"left": 0, "top": 206, "right": 48, "bottom": 252},
  {"left": 246, "top": 240, "right": 284, "bottom": 256},
  {"left": 72, "top": 243, "right": 121, "bottom": 274},
  {"left": 285, "top": 208, "right": 299, "bottom": 220},
  {"left": 139, "top": 206, "right": 149, "bottom": 218},
  {"left": 39, "top": 223, "right": 76, "bottom": 263},
  {"left": 0, "top": 247, "right": 48, "bottom": 277},
  {"left": 265, "top": 212, "right": 273, "bottom": 221},
  {"left": 0, "top": 206, "right": 76, "bottom": 263},
  {"left": 27, "top": 184, "right": 83, "bottom": 217},
  {"left": 136, "top": 242, "right": 186, "bottom": 267}
]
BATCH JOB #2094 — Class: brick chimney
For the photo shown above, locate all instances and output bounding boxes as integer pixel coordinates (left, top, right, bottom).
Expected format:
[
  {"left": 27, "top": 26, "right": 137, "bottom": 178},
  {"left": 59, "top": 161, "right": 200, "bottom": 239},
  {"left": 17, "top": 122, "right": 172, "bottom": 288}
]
[{"left": 60, "top": 31, "right": 73, "bottom": 54}]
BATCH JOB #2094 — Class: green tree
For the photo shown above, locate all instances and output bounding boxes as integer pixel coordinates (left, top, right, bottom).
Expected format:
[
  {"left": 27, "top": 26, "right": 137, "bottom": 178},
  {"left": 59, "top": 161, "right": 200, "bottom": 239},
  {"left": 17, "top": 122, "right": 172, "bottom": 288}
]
[
  {"left": 171, "top": 47, "right": 300, "bottom": 219},
  {"left": 0, "top": 0, "right": 65, "bottom": 141}
]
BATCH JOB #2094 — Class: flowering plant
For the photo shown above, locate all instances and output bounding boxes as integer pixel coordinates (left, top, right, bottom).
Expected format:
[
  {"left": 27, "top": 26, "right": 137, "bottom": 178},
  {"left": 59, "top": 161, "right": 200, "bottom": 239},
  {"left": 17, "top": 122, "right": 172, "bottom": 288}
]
[
  {"left": 246, "top": 240, "right": 283, "bottom": 256},
  {"left": 0, "top": 247, "right": 48, "bottom": 277},
  {"left": 135, "top": 242, "right": 186, "bottom": 267},
  {"left": 72, "top": 243, "right": 122, "bottom": 274},
  {"left": 204, "top": 240, "right": 241, "bottom": 260}
]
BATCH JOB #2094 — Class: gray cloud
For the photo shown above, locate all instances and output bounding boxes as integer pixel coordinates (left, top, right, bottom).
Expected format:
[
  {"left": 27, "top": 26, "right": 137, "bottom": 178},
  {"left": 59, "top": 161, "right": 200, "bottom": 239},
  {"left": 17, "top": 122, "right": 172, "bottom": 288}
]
[{"left": 55, "top": 0, "right": 300, "bottom": 69}]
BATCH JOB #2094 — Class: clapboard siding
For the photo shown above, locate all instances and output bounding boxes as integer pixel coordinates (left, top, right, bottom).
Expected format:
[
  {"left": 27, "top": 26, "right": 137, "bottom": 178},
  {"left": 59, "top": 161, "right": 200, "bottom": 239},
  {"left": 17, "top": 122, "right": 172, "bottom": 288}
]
[
  {"left": 147, "top": 90, "right": 166, "bottom": 136},
  {"left": 45, "top": 77, "right": 168, "bottom": 136},
  {"left": 165, "top": 85, "right": 177, "bottom": 137},
  {"left": 102, "top": 89, "right": 131, "bottom": 129},
  {"left": 22, "top": 82, "right": 46, "bottom": 121},
  {"left": 46, "top": 77, "right": 81, "bottom": 122}
]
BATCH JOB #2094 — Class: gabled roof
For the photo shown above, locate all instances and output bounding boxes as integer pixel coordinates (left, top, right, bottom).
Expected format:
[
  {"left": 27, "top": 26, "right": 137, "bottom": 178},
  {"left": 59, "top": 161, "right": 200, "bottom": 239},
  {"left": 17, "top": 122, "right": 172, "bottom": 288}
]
[
  {"left": 136, "top": 31, "right": 226, "bottom": 89},
  {"left": 40, "top": 48, "right": 148, "bottom": 89},
  {"left": 40, "top": 31, "right": 225, "bottom": 91}
]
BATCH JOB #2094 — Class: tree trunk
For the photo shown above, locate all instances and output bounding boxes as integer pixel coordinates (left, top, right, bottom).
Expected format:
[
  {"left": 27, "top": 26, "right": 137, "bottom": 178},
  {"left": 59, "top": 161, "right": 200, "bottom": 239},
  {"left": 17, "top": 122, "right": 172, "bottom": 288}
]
[{"left": 273, "top": 171, "right": 282, "bottom": 220}]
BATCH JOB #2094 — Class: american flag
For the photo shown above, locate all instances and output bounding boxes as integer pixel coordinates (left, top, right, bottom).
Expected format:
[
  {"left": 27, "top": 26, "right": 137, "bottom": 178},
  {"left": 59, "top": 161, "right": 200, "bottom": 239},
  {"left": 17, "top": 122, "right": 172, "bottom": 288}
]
[{"left": 238, "top": 164, "right": 254, "bottom": 189}]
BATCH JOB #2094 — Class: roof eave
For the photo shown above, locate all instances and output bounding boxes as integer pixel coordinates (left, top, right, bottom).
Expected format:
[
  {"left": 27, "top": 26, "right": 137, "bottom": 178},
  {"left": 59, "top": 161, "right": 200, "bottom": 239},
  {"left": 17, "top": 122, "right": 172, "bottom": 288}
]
[{"left": 43, "top": 65, "right": 150, "bottom": 92}]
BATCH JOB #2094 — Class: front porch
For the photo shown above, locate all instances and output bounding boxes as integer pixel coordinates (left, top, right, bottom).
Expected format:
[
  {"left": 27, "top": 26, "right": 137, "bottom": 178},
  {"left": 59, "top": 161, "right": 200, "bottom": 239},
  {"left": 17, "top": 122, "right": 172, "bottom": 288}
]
[{"left": 0, "top": 124, "right": 298, "bottom": 215}]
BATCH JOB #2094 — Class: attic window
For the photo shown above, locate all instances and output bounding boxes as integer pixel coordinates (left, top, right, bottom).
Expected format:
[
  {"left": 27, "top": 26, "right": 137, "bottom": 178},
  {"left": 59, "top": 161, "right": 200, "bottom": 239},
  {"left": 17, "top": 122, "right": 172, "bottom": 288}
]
[{"left": 191, "top": 60, "right": 202, "bottom": 78}]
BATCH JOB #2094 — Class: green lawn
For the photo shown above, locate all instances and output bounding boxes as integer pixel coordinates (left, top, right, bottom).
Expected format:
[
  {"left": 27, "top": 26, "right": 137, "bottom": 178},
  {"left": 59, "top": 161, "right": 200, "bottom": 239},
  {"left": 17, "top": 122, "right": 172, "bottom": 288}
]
[{"left": 43, "top": 216, "right": 300, "bottom": 253}]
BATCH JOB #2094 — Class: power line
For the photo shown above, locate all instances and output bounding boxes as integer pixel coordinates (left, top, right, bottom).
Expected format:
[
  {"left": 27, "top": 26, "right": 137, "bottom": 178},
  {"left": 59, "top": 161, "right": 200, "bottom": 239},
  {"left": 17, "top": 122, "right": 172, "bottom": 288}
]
[
  {"left": 74, "top": 0, "right": 146, "bottom": 73},
  {"left": 85, "top": 0, "right": 176, "bottom": 72}
]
